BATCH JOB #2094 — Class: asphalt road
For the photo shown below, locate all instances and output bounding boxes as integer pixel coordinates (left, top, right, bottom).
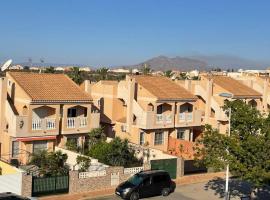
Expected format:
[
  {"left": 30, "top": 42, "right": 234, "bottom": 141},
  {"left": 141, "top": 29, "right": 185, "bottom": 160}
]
[{"left": 87, "top": 186, "right": 194, "bottom": 200}]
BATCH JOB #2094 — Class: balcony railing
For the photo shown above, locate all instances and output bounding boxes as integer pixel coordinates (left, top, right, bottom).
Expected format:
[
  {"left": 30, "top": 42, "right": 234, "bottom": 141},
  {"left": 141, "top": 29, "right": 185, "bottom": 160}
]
[
  {"left": 156, "top": 114, "right": 173, "bottom": 124},
  {"left": 67, "top": 117, "right": 89, "bottom": 129},
  {"left": 32, "top": 119, "right": 42, "bottom": 130},
  {"left": 156, "top": 114, "right": 163, "bottom": 123},
  {"left": 179, "top": 112, "right": 193, "bottom": 122},
  {"left": 67, "top": 117, "right": 76, "bottom": 128},
  {"left": 46, "top": 118, "right": 56, "bottom": 130},
  {"left": 79, "top": 117, "right": 88, "bottom": 127},
  {"left": 32, "top": 118, "right": 56, "bottom": 131}
]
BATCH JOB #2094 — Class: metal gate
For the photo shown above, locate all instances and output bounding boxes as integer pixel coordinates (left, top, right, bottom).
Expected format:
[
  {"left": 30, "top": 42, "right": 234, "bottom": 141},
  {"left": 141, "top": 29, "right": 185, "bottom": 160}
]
[
  {"left": 184, "top": 160, "right": 207, "bottom": 175},
  {"left": 32, "top": 175, "right": 69, "bottom": 197},
  {"left": 150, "top": 158, "right": 177, "bottom": 179}
]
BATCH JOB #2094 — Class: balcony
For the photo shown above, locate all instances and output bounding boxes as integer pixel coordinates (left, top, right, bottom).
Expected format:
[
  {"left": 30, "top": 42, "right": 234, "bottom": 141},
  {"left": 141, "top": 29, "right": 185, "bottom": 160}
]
[
  {"left": 176, "top": 110, "right": 202, "bottom": 127},
  {"left": 66, "top": 117, "right": 88, "bottom": 129},
  {"left": 135, "top": 112, "right": 174, "bottom": 129},
  {"left": 62, "top": 113, "right": 100, "bottom": 135},
  {"left": 156, "top": 114, "right": 173, "bottom": 124},
  {"left": 5, "top": 101, "right": 59, "bottom": 137},
  {"left": 32, "top": 118, "right": 56, "bottom": 131}
]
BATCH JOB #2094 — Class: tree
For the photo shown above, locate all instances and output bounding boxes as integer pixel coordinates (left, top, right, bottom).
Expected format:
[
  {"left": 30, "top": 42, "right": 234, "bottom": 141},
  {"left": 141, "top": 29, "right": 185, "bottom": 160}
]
[
  {"left": 88, "top": 137, "right": 142, "bottom": 167},
  {"left": 141, "top": 63, "right": 151, "bottom": 75},
  {"left": 97, "top": 67, "right": 109, "bottom": 80},
  {"left": 30, "top": 150, "right": 69, "bottom": 177},
  {"left": 164, "top": 70, "right": 172, "bottom": 78},
  {"left": 76, "top": 155, "right": 91, "bottom": 172},
  {"left": 66, "top": 139, "right": 79, "bottom": 152},
  {"left": 44, "top": 66, "right": 56, "bottom": 73},
  {"left": 88, "top": 127, "right": 106, "bottom": 149},
  {"left": 68, "top": 67, "right": 83, "bottom": 84},
  {"left": 195, "top": 100, "right": 270, "bottom": 197}
]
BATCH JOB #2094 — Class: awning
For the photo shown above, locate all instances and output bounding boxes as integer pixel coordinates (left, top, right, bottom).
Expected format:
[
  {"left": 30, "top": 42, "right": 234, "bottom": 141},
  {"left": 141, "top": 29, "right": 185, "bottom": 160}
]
[{"left": 16, "top": 136, "right": 57, "bottom": 142}]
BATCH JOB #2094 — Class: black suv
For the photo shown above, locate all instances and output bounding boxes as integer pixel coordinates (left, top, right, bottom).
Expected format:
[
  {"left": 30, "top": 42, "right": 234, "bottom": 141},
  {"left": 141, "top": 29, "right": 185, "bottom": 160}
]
[{"left": 115, "top": 170, "right": 175, "bottom": 200}]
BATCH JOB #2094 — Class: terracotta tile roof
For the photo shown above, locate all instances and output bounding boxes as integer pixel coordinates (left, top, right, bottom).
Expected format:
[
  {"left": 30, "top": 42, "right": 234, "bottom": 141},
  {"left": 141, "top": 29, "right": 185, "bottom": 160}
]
[
  {"left": 8, "top": 72, "right": 92, "bottom": 103},
  {"left": 212, "top": 76, "right": 261, "bottom": 98},
  {"left": 132, "top": 75, "right": 196, "bottom": 101}
]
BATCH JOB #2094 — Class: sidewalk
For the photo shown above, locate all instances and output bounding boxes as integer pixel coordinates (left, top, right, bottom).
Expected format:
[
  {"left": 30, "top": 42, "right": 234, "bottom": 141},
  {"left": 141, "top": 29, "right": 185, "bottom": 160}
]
[{"left": 39, "top": 172, "right": 225, "bottom": 200}]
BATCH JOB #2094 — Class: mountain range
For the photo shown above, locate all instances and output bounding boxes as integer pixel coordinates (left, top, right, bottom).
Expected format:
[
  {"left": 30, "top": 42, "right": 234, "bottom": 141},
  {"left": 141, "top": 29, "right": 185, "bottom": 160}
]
[
  {"left": 117, "top": 55, "right": 270, "bottom": 71},
  {"left": 13, "top": 55, "right": 270, "bottom": 71}
]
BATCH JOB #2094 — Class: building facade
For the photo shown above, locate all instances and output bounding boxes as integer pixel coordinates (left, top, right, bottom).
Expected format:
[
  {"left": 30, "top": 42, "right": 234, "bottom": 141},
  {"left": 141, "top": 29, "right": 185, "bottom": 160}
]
[
  {"left": 82, "top": 75, "right": 203, "bottom": 158},
  {"left": 0, "top": 72, "right": 100, "bottom": 164}
]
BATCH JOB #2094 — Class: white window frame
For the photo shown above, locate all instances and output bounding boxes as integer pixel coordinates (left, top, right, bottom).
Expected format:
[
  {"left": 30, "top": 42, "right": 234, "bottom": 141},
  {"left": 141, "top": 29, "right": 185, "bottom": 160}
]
[
  {"left": 177, "top": 129, "right": 185, "bottom": 140},
  {"left": 139, "top": 131, "right": 145, "bottom": 145},
  {"left": 154, "top": 131, "right": 164, "bottom": 145}
]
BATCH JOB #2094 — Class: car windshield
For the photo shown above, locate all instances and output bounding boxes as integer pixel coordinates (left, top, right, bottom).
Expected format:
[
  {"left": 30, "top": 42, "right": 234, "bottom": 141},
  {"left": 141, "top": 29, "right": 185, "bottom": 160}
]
[{"left": 127, "top": 174, "right": 143, "bottom": 186}]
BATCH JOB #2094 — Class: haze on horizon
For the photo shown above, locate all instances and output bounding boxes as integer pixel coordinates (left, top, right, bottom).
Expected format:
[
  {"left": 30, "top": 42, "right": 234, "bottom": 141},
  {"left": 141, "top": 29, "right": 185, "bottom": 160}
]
[{"left": 1, "top": 0, "right": 270, "bottom": 67}]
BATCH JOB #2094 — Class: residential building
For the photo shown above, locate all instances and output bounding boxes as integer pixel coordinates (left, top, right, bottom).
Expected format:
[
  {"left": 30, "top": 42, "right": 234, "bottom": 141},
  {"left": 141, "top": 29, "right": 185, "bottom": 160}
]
[
  {"left": 82, "top": 75, "right": 202, "bottom": 155},
  {"left": 177, "top": 75, "right": 262, "bottom": 134},
  {"left": 0, "top": 72, "right": 100, "bottom": 164}
]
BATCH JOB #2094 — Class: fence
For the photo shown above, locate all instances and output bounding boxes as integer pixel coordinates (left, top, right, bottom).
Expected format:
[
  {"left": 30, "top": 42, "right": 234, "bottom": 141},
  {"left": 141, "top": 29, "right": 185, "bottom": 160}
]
[
  {"left": 78, "top": 166, "right": 144, "bottom": 179},
  {"left": 79, "top": 170, "right": 106, "bottom": 179},
  {"left": 123, "top": 167, "right": 144, "bottom": 175}
]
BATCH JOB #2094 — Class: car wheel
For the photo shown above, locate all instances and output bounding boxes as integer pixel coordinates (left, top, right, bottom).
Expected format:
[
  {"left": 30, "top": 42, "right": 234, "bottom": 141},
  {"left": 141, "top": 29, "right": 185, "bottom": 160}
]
[
  {"left": 129, "top": 192, "right": 139, "bottom": 200},
  {"left": 161, "top": 188, "right": 170, "bottom": 196}
]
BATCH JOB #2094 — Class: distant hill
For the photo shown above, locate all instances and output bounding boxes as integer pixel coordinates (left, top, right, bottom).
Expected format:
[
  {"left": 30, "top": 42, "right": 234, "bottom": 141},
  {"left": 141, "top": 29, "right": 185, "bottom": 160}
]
[
  {"left": 117, "top": 55, "right": 208, "bottom": 71},
  {"left": 116, "top": 55, "right": 270, "bottom": 71}
]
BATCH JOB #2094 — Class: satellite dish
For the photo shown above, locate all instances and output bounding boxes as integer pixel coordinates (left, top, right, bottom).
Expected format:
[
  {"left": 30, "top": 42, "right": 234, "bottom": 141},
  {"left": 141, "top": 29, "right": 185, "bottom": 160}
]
[{"left": 1, "top": 59, "right": 12, "bottom": 71}]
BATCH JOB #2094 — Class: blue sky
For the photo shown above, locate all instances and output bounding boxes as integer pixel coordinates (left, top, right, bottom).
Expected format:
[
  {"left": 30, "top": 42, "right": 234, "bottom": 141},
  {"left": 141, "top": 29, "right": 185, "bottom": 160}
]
[{"left": 0, "top": 0, "right": 270, "bottom": 66}]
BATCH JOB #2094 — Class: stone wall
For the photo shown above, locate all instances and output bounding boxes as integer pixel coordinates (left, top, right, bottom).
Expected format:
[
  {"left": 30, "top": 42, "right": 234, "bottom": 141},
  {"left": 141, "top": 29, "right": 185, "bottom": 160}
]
[
  {"left": 69, "top": 166, "right": 131, "bottom": 194},
  {"left": 176, "top": 157, "right": 184, "bottom": 177},
  {"left": 21, "top": 173, "right": 32, "bottom": 197}
]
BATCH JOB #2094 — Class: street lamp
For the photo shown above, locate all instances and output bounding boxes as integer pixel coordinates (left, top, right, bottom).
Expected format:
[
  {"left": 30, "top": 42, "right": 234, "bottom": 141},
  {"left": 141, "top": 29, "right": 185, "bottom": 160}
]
[{"left": 219, "top": 92, "right": 233, "bottom": 200}]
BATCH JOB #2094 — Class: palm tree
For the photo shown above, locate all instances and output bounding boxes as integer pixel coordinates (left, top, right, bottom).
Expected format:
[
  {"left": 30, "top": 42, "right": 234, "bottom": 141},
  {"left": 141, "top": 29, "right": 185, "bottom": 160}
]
[
  {"left": 69, "top": 67, "right": 83, "bottom": 84},
  {"left": 97, "top": 67, "right": 109, "bottom": 80},
  {"left": 141, "top": 63, "right": 151, "bottom": 75}
]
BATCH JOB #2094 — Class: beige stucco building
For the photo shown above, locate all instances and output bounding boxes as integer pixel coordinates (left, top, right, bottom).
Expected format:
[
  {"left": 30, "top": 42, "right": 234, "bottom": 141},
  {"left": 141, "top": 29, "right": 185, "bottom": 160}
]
[
  {"left": 82, "top": 75, "right": 203, "bottom": 158},
  {"left": 0, "top": 72, "right": 100, "bottom": 164},
  {"left": 177, "top": 75, "right": 262, "bottom": 134}
]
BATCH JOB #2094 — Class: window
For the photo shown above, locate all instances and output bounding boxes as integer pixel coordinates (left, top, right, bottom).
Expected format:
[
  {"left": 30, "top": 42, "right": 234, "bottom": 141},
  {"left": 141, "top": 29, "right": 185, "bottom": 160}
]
[
  {"left": 33, "top": 141, "right": 47, "bottom": 154},
  {"left": 68, "top": 108, "right": 77, "bottom": 117},
  {"left": 8, "top": 80, "right": 11, "bottom": 87},
  {"left": 177, "top": 129, "right": 185, "bottom": 140},
  {"left": 142, "top": 177, "right": 151, "bottom": 186},
  {"left": 139, "top": 131, "right": 145, "bottom": 145},
  {"left": 154, "top": 132, "right": 164, "bottom": 145},
  {"left": 152, "top": 174, "right": 169, "bottom": 184},
  {"left": 12, "top": 141, "right": 19, "bottom": 158}
]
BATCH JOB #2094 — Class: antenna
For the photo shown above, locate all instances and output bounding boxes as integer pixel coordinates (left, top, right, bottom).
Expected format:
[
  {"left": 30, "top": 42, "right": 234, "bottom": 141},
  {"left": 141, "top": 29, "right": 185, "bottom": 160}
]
[{"left": 1, "top": 59, "right": 12, "bottom": 71}]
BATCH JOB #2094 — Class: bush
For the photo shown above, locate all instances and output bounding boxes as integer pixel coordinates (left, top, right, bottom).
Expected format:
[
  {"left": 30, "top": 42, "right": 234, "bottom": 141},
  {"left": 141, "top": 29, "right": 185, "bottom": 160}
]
[
  {"left": 88, "top": 137, "right": 142, "bottom": 167},
  {"left": 30, "top": 150, "right": 69, "bottom": 177},
  {"left": 76, "top": 155, "right": 91, "bottom": 172}
]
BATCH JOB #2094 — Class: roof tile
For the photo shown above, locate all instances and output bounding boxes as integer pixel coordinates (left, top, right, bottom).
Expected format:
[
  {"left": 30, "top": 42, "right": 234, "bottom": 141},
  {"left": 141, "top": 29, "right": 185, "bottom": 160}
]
[
  {"left": 8, "top": 72, "right": 92, "bottom": 102},
  {"left": 132, "top": 75, "right": 196, "bottom": 100}
]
